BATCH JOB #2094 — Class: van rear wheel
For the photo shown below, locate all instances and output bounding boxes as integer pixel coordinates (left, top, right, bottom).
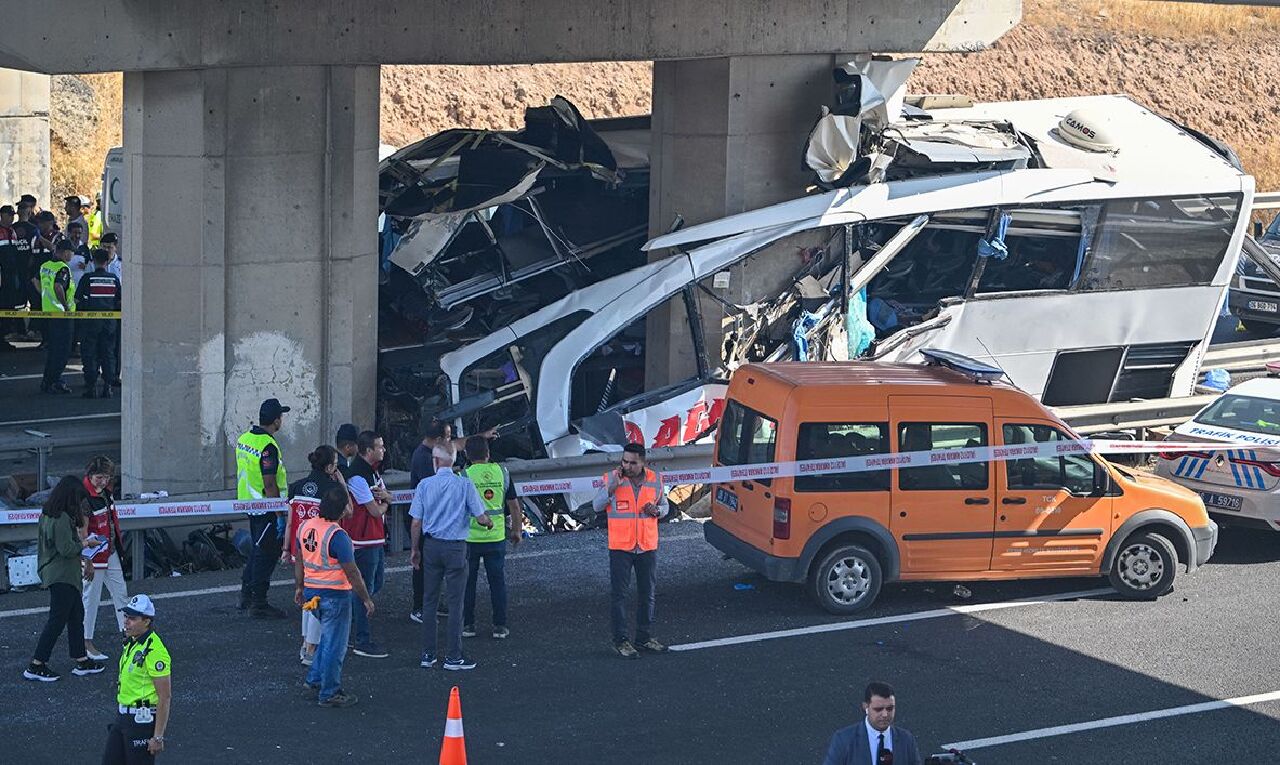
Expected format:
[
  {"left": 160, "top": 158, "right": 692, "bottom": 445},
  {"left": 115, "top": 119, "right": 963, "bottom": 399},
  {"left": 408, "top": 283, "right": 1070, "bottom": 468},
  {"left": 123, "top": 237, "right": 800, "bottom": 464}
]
[
  {"left": 1108, "top": 532, "right": 1177, "bottom": 599},
  {"left": 809, "top": 544, "right": 882, "bottom": 615}
]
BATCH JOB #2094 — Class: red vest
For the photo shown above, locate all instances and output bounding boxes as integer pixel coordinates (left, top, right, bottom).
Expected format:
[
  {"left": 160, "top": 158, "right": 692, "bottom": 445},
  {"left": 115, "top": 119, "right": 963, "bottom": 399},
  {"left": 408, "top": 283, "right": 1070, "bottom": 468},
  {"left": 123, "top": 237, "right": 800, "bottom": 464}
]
[
  {"left": 298, "top": 517, "right": 351, "bottom": 591},
  {"left": 287, "top": 496, "right": 321, "bottom": 557},
  {"left": 603, "top": 469, "right": 662, "bottom": 553}
]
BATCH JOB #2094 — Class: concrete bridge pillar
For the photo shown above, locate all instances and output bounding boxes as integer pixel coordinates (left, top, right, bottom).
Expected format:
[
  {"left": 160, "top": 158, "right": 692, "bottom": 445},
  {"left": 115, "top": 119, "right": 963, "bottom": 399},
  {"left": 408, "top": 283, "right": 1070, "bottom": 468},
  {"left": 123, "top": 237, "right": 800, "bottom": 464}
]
[
  {"left": 0, "top": 68, "right": 50, "bottom": 208},
  {"left": 646, "top": 54, "right": 837, "bottom": 387},
  {"left": 120, "top": 66, "right": 379, "bottom": 494}
]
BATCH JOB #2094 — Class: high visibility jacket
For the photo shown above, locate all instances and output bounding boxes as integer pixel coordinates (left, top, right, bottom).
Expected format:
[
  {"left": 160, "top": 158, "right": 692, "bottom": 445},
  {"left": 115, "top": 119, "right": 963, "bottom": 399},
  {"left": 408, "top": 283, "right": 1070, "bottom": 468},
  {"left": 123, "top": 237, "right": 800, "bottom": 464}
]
[
  {"left": 465, "top": 462, "right": 506, "bottom": 543},
  {"left": 39, "top": 259, "right": 74, "bottom": 312},
  {"left": 88, "top": 210, "right": 103, "bottom": 248},
  {"left": 298, "top": 517, "right": 351, "bottom": 591},
  {"left": 235, "top": 429, "right": 286, "bottom": 500},
  {"left": 603, "top": 469, "right": 662, "bottom": 553}
]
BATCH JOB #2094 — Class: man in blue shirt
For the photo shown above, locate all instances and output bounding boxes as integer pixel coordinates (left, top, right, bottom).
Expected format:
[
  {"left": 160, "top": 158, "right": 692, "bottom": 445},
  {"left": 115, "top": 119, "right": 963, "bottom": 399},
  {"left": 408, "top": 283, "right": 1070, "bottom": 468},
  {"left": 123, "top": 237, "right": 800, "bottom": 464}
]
[{"left": 409, "top": 445, "right": 492, "bottom": 671}]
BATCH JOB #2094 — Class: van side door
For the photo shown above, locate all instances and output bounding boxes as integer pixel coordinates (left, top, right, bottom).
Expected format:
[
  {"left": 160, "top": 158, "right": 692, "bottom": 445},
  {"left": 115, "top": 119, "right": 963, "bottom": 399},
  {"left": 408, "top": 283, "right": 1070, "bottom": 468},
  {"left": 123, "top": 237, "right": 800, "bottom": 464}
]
[
  {"left": 993, "top": 421, "right": 1113, "bottom": 571},
  {"left": 890, "top": 396, "right": 995, "bottom": 573}
]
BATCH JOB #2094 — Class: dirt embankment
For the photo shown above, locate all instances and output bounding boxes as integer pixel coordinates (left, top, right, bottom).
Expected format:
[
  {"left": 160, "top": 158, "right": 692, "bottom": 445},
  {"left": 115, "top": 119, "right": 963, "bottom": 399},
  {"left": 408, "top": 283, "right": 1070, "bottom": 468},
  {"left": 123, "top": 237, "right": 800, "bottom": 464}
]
[{"left": 47, "top": 1, "right": 1280, "bottom": 202}]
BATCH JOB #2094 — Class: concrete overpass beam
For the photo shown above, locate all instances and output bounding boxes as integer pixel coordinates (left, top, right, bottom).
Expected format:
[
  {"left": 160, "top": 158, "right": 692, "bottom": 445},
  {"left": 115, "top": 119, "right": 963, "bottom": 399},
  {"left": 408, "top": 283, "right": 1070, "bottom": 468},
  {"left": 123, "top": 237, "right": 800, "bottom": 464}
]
[
  {"left": 121, "top": 65, "right": 379, "bottom": 494},
  {"left": 0, "top": 68, "right": 49, "bottom": 206},
  {"left": 646, "top": 54, "right": 835, "bottom": 388}
]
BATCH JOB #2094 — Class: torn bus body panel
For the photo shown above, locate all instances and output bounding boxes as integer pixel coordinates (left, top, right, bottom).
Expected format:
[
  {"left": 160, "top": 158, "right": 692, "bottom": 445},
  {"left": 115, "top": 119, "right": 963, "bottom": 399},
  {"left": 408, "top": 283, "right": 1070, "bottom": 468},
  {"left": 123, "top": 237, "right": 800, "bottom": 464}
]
[
  {"left": 650, "top": 94, "right": 1251, "bottom": 414},
  {"left": 378, "top": 99, "right": 651, "bottom": 343}
]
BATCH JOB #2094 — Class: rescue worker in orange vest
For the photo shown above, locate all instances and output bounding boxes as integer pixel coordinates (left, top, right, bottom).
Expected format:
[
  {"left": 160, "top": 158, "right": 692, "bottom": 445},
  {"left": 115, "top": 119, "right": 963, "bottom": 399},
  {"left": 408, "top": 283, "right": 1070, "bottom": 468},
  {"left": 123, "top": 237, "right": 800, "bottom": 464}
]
[
  {"left": 592, "top": 442, "right": 670, "bottom": 659},
  {"left": 293, "top": 486, "right": 374, "bottom": 708}
]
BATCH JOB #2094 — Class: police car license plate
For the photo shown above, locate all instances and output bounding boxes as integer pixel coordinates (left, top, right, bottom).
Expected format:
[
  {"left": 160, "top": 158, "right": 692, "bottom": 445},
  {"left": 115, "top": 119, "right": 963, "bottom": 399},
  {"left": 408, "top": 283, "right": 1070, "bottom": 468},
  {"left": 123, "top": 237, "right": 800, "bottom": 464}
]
[
  {"left": 1200, "top": 491, "right": 1242, "bottom": 512},
  {"left": 1248, "top": 300, "right": 1279, "bottom": 314},
  {"left": 715, "top": 486, "right": 739, "bottom": 511}
]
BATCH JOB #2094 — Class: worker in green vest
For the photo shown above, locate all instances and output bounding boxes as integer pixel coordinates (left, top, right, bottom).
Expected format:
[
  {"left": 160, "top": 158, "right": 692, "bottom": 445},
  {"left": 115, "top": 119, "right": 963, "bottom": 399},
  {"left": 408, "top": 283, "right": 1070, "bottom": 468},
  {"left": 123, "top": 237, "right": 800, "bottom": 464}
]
[
  {"left": 461, "top": 435, "right": 523, "bottom": 640},
  {"left": 38, "top": 239, "right": 76, "bottom": 394},
  {"left": 236, "top": 398, "right": 290, "bottom": 618}
]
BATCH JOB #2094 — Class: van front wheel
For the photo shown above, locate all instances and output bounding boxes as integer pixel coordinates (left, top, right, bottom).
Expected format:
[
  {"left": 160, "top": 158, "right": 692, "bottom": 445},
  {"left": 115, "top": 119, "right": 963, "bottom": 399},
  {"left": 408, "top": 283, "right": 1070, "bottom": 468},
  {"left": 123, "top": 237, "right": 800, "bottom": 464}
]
[
  {"left": 1108, "top": 532, "right": 1177, "bottom": 599},
  {"left": 809, "top": 544, "right": 882, "bottom": 615}
]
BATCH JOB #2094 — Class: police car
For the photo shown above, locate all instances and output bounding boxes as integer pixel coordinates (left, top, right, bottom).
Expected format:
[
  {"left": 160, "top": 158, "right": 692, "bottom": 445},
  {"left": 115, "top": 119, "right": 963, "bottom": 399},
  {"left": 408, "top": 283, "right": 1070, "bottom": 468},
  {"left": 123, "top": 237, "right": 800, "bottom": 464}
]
[{"left": 1156, "top": 376, "right": 1280, "bottom": 531}]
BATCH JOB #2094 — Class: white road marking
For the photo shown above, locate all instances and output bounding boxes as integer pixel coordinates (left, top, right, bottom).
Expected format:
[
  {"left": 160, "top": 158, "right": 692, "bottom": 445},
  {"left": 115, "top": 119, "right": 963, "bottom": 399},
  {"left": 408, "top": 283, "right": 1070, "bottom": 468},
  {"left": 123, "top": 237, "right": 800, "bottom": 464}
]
[
  {"left": 0, "top": 411, "right": 119, "bottom": 427},
  {"left": 944, "top": 690, "right": 1280, "bottom": 751},
  {"left": 0, "top": 532, "right": 704, "bottom": 619},
  {"left": 0, "top": 366, "right": 83, "bottom": 382},
  {"left": 668, "top": 587, "right": 1112, "bottom": 652}
]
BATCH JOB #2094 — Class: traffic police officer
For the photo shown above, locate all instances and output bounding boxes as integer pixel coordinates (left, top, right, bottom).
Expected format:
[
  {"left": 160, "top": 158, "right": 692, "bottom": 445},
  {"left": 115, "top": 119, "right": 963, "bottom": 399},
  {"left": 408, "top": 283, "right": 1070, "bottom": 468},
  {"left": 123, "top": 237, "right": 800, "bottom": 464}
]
[
  {"left": 101, "top": 594, "right": 171, "bottom": 764},
  {"left": 462, "top": 435, "right": 523, "bottom": 639},
  {"left": 236, "top": 398, "right": 290, "bottom": 617},
  {"left": 38, "top": 239, "right": 76, "bottom": 394}
]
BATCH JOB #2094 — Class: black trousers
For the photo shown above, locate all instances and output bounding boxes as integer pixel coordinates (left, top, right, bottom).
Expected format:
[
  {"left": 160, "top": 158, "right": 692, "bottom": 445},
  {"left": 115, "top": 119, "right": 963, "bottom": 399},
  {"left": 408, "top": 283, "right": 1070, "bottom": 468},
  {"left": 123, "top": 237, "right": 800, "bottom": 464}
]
[
  {"left": 80, "top": 319, "right": 118, "bottom": 387},
  {"left": 41, "top": 317, "right": 73, "bottom": 386},
  {"left": 101, "top": 714, "right": 155, "bottom": 765},
  {"left": 609, "top": 549, "right": 657, "bottom": 645},
  {"left": 409, "top": 515, "right": 424, "bottom": 611},
  {"left": 34, "top": 582, "right": 85, "bottom": 662},
  {"left": 240, "top": 514, "right": 281, "bottom": 605}
]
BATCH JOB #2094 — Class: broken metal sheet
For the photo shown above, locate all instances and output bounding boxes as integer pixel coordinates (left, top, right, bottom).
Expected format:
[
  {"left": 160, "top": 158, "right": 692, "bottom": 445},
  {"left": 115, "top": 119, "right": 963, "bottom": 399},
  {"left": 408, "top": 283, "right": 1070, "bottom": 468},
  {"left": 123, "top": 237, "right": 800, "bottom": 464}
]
[
  {"left": 386, "top": 167, "right": 543, "bottom": 275},
  {"left": 834, "top": 57, "right": 920, "bottom": 129},
  {"left": 804, "top": 113, "right": 862, "bottom": 184},
  {"left": 644, "top": 168, "right": 1096, "bottom": 252}
]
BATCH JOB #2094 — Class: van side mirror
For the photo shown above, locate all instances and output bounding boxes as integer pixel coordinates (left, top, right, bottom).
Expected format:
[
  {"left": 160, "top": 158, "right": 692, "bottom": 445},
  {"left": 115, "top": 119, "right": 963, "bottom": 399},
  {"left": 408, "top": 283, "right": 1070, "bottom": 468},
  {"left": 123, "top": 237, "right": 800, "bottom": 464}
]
[{"left": 1093, "top": 463, "right": 1115, "bottom": 496}]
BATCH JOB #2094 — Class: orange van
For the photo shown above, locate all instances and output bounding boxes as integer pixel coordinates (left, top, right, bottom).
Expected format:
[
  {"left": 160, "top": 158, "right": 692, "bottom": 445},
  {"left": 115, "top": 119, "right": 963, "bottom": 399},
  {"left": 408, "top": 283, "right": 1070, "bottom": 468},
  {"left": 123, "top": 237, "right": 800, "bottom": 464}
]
[{"left": 705, "top": 352, "right": 1219, "bottom": 614}]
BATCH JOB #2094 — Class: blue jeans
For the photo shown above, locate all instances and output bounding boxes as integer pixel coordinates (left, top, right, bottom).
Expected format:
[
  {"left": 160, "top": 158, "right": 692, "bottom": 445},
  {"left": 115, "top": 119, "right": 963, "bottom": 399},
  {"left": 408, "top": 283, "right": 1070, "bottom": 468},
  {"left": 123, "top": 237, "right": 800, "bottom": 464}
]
[
  {"left": 304, "top": 588, "right": 352, "bottom": 702},
  {"left": 351, "top": 545, "right": 384, "bottom": 648},
  {"left": 463, "top": 541, "right": 508, "bottom": 627}
]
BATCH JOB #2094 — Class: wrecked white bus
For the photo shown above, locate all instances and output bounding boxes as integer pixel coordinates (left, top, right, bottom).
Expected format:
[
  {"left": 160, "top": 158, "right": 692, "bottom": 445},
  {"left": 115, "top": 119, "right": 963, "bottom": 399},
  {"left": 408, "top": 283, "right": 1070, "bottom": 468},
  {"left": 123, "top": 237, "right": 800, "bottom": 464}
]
[{"left": 378, "top": 89, "right": 1248, "bottom": 524}]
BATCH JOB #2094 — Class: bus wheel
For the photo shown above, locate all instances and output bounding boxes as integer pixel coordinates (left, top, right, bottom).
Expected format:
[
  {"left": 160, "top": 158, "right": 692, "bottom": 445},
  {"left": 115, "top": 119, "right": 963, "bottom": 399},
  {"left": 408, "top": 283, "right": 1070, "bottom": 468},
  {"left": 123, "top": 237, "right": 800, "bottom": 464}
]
[{"left": 809, "top": 543, "right": 882, "bottom": 615}]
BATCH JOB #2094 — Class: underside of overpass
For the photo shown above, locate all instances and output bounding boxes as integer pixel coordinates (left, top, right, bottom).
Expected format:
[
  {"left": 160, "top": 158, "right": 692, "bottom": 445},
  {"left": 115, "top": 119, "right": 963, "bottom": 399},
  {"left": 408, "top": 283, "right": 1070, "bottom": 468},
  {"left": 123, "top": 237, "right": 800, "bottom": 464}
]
[{"left": 0, "top": 1, "right": 1034, "bottom": 492}]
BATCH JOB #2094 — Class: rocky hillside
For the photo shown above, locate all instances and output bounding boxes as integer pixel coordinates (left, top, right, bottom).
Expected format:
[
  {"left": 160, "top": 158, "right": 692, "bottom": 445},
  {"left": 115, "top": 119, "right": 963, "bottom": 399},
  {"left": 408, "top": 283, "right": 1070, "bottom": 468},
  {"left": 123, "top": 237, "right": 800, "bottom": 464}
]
[{"left": 49, "top": 0, "right": 1280, "bottom": 204}]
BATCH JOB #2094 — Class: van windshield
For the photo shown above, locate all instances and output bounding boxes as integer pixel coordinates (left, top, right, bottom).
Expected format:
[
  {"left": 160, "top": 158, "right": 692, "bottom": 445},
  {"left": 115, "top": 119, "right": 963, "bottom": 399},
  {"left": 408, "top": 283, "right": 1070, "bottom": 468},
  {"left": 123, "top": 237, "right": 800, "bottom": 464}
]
[
  {"left": 717, "top": 401, "right": 778, "bottom": 482},
  {"left": 1196, "top": 394, "right": 1280, "bottom": 436}
]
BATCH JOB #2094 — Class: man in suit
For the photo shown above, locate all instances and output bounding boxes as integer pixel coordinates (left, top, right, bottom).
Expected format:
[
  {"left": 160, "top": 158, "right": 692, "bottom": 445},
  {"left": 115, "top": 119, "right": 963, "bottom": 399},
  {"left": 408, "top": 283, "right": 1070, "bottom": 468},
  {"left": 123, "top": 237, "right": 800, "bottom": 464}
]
[{"left": 822, "top": 681, "right": 923, "bottom": 765}]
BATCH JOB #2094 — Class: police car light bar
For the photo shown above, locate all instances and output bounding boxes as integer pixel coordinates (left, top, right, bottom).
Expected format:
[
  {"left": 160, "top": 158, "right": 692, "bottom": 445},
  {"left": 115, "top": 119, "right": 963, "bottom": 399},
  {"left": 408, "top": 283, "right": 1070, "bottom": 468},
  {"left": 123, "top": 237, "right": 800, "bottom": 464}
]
[{"left": 920, "top": 348, "right": 1005, "bottom": 383}]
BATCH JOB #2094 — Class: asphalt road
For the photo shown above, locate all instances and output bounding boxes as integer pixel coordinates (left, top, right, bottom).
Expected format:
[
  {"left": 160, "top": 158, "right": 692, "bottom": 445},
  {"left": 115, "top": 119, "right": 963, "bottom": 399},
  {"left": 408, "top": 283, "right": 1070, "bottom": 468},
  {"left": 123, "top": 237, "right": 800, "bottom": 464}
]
[{"left": 2, "top": 521, "right": 1278, "bottom": 764}]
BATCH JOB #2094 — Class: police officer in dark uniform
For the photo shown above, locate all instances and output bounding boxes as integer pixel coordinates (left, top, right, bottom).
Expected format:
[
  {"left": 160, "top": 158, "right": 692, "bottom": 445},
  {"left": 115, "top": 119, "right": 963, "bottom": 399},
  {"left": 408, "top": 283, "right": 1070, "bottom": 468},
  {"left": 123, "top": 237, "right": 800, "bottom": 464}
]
[
  {"left": 102, "top": 594, "right": 171, "bottom": 764},
  {"left": 74, "top": 248, "right": 122, "bottom": 399}
]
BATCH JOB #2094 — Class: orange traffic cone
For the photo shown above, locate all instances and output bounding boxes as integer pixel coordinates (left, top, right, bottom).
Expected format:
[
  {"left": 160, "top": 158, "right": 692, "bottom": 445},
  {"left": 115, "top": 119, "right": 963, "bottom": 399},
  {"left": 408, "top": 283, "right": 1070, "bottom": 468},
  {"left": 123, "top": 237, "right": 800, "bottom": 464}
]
[{"left": 439, "top": 686, "right": 467, "bottom": 765}]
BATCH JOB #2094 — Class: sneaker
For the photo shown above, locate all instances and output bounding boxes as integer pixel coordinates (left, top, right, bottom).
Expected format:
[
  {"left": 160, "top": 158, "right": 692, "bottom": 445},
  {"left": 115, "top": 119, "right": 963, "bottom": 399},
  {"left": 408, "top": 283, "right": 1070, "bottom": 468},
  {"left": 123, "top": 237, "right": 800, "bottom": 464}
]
[
  {"left": 442, "top": 656, "right": 477, "bottom": 671},
  {"left": 299, "top": 645, "right": 314, "bottom": 666},
  {"left": 250, "top": 603, "right": 287, "bottom": 619},
  {"left": 436, "top": 604, "right": 449, "bottom": 618},
  {"left": 636, "top": 638, "right": 669, "bottom": 654},
  {"left": 614, "top": 640, "right": 640, "bottom": 659},
  {"left": 352, "top": 643, "right": 389, "bottom": 659},
  {"left": 300, "top": 681, "right": 320, "bottom": 699},
  {"left": 318, "top": 690, "right": 358, "bottom": 708},
  {"left": 408, "top": 609, "right": 423, "bottom": 624},
  {"left": 85, "top": 648, "right": 109, "bottom": 661},
  {"left": 49, "top": 382, "right": 72, "bottom": 394},
  {"left": 23, "top": 662, "right": 60, "bottom": 682},
  {"left": 72, "top": 658, "right": 106, "bottom": 675},
  {"left": 492, "top": 626, "right": 510, "bottom": 640},
  {"left": 461, "top": 625, "right": 477, "bottom": 638},
  {"left": 419, "top": 652, "right": 437, "bottom": 669}
]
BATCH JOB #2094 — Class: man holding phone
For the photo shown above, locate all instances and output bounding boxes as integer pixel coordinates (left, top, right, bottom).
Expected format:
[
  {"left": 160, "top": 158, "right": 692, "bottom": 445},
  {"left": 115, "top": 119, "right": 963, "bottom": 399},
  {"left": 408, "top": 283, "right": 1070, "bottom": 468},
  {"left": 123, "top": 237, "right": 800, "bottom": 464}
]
[{"left": 593, "top": 443, "right": 669, "bottom": 659}]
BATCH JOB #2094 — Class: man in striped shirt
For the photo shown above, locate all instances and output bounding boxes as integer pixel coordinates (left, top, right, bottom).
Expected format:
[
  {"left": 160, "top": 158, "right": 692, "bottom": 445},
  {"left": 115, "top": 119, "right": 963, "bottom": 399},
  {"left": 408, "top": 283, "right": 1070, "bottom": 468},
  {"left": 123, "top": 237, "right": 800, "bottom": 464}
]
[{"left": 74, "top": 249, "right": 122, "bottom": 399}]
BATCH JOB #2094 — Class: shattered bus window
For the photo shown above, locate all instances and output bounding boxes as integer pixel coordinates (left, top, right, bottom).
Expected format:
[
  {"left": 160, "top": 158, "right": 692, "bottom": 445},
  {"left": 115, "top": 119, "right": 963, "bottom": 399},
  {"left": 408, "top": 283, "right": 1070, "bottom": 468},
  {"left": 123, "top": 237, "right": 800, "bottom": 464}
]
[{"left": 1079, "top": 194, "right": 1241, "bottom": 290}]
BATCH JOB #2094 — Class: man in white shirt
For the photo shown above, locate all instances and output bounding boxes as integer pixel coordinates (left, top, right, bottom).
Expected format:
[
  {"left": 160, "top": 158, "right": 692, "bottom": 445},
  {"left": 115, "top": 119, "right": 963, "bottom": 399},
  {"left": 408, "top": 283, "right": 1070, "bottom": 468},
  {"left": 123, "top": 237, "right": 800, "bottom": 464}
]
[
  {"left": 822, "top": 681, "right": 923, "bottom": 765},
  {"left": 101, "top": 232, "right": 122, "bottom": 283}
]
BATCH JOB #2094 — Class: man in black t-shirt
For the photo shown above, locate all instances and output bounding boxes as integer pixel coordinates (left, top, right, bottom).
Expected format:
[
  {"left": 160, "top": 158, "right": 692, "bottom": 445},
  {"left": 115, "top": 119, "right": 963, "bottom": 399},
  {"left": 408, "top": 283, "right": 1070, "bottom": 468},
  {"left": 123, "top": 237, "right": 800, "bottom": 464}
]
[
  {"left": 12, "top": 201, "right": 39, "bottom": 339},
  {"left": 0, "top": 205, "right": 22, "bottom": 350}
]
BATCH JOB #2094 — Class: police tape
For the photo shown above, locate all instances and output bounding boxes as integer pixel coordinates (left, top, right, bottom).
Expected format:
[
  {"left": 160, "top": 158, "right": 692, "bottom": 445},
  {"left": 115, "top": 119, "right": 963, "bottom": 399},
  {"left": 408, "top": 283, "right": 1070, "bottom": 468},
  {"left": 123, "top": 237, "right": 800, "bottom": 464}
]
[
  {"left": 0, "top": 309, "right": 121, "bottom": 319},
  {"left": 510, "top": 438, "right": 1268, "bottom": 497},
  {"left": 0, "top": 438, "right": 1261, "bottom": 525},
  {"left": 0, "top": 490, "right": 417, "bottom": 525}
]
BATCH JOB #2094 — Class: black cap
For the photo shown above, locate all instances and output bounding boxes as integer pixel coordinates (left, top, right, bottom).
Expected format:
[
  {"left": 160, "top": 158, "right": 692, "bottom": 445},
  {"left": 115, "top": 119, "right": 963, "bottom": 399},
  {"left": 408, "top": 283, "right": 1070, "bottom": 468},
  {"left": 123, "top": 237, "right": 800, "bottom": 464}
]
[
  {"left": 259, "top": 398, "right": 291, "bottom": 422},
  {"left": 335, "top": 423, "right": 359, "bottom": 444}
]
